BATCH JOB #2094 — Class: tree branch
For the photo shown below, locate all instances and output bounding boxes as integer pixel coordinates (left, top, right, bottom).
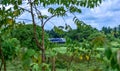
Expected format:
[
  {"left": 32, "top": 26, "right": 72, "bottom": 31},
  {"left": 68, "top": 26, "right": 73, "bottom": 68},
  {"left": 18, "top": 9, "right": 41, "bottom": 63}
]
[
  {"left": 34, "top": 5, "right": 42, "bottom": 17},
  {"left": 28, "top": 0, "right": 43, "bottom": 50},
  {"left": 48, "top": 21, "right": 56, "bottom": 27},
  {"left": 16, "top": 18, "right": 32, "bottom": 21},
  {"left": 18, "top": 6, "right": 31, "bottom": 13},
  {"left": 18, "top": 6, "right": 38, "bottom": 18},
  {"left": 43, "top": 15, "right": 56, "bottom": 27},
  {"left": 43, "top": 9, "right": 69, "bottom": 27},
  {"left": 33, "top": 5, "right": 44, "bottom": 25}
]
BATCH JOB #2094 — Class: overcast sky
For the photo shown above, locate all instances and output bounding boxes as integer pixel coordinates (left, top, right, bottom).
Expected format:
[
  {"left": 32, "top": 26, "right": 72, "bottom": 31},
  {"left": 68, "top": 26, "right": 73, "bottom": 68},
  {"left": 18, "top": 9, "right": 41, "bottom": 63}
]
[{"left": 16, "top": 0, "right": 120, "bottom": 30}]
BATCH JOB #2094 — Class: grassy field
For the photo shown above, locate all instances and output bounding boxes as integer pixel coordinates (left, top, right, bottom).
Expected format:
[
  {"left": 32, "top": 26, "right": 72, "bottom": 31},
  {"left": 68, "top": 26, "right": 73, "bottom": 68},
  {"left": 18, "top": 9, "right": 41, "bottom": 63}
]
[
  {"left": 1, "top": 60, "right": 104, "bottom": 71},
  {"left": 1, "top": 47, "right": 118, "bottom": 71}
]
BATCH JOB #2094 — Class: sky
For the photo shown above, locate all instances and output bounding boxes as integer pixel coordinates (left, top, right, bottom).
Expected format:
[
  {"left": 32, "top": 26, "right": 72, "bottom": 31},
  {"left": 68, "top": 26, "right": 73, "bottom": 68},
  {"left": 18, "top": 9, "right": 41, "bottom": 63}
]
[
  {"left": 2, "top": 0, "right": 120, "bottom": 30},
  {"left": 79, "top": 0, "right": 120, "bottom": 30}
]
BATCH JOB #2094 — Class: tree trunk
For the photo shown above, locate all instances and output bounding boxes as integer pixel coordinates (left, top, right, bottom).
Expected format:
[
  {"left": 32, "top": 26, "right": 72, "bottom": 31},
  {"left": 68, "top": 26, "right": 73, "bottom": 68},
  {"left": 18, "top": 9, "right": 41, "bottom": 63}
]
[
  {"left": 0, "top": 61, "right": 3, "bottom": 71},
  {"left": 3, "top": 61, "right": 6, "bottom": 71},
  {"left": 41, "top": 26, "right": 45, "bottom": 62},
  {"left": 28, "top": 0, "right": 43, "bottom": 50},
  {"left": 51, "top": 56, "right": 56, "bottom": 71},
  {"left": 29, "top": 0, "right": 46, "bottom": 71},
  {"left": 41, "top": 26, "right": 46, "bottom": 71},
  {"left": 0, "top": 45, "right": 6, "bottom": 71}
]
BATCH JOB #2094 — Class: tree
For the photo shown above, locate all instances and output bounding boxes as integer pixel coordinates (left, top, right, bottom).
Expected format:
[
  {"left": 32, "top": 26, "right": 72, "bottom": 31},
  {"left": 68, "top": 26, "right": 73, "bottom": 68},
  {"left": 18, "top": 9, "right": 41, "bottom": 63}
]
[
  {"left": 0, "top": 2, "right": 22, "bottom": 71},
  {"left": 0, "top": 0, "right": 102, "bottom": 71},
  {"left": 11, "top": 24, "right": 48, "bottom": 50},
  {"left": 102, "top": 27, "right": 108, "bottom": 34},
  {"left": 90, "top": 33, "right": 107, "bottom": 48},
  {"left": 46, "top": 27, "right": 65, "bottom": 38},
  {"left": 66, "top": 23, "right": 97, "bottom": 42},
  {"left": 0, "top": 37, "right": 20, "bottom": 70},
  {"left": 46, "top": 29, "right": 60, "bottom": 38}
]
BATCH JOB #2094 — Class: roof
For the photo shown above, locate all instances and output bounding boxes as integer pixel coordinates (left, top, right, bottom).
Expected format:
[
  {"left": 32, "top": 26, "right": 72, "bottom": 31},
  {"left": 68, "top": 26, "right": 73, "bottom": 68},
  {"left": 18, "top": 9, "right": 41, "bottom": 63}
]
[{"left": 49, "top": 38, "right": 66, "bottom": 43}]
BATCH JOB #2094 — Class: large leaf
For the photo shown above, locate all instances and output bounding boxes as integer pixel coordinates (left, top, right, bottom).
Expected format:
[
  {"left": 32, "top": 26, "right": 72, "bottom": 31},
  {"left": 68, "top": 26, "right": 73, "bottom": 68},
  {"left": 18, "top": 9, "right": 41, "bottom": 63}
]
[
  {"left": 26, "top": 49, "right": 36, "bottom": 57},
  {"left": 105, "top": 47, "right": 112, "bottom": 60}
]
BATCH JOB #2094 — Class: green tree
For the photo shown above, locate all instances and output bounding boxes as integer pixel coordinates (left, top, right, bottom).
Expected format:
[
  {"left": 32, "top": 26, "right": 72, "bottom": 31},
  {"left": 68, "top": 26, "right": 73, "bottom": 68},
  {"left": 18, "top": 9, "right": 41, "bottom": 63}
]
[
  {"left": 90, "top": 33, "right": 107, "bottom": 48},
  {"left": 11, "top": 24, "right": 48, "bottom": 50},
  {"left": 1, "top": 37, "right": 20, "bottom": 66},
  {"left": 0, "top": 2, "right": 22, "bottom": 71},
  {"left": 66, "top": 23, "right": 97, "bottom": 42},
  {"left": 46, "top": 29, "right": 62, "bottom": 38}
]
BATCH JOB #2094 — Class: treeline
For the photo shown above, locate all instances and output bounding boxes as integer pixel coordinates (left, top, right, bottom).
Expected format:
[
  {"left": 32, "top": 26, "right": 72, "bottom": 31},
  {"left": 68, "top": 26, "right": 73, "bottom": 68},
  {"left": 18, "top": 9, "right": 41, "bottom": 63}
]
[
  {"left": 101, "top": 25, "right": 120, "bottom": 38},
  {"left": 46, "top": 23, "right": 99, "bottom": 42},
  {"left": 46, "top": 24, "right": 120, "bottom": 42}
]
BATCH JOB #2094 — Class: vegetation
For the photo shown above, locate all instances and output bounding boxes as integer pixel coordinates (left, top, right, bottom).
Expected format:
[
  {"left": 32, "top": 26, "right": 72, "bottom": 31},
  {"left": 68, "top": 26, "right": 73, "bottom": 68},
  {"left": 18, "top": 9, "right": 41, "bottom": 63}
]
[{"left": 0, "top": 0, "right": 120, "bottom": 71}]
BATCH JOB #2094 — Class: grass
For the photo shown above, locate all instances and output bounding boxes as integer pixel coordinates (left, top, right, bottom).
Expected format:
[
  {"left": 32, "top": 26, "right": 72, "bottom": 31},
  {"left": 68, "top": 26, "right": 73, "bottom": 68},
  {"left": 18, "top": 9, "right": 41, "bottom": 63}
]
[
  {"left": 1, "top": 58, "right": 104, "bottom": 71},
  {"left": 1, "top": 47, "right": 118, "bottom": 71},
  {"left": 1, "top": 61, "right": 23, "bottom": 71},
  {"left": 96, "top": 47, "right": 119, "bottom": 52}
]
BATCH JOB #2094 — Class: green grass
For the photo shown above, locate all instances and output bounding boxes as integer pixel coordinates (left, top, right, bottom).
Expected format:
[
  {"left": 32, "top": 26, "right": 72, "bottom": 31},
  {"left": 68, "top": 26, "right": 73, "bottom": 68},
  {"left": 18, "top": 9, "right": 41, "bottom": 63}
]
[
  {"left": 1, "top": 47, "right": 118, "bottom": 71},
  {"left": 96, "top": 47, "right": 119, "bottom": 52},
  {"left": 1, "top": 59, "right": 104, "bottom": 71},
  {"left": 1, "top": 61, "right": 23, "bottom": 71}
]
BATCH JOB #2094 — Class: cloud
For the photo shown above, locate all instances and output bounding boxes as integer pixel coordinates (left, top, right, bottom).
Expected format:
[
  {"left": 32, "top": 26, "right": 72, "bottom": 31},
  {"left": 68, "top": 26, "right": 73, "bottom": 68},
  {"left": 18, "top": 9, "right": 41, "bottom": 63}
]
[
  {"left": 0, "top": 4, "right": 13, "bottom": 10},
  {"left": 77, "top": 0, "right": 120, "bottom": 30},
  {"left": 16, "top": 0, "right": 120, "bottom": 30}
]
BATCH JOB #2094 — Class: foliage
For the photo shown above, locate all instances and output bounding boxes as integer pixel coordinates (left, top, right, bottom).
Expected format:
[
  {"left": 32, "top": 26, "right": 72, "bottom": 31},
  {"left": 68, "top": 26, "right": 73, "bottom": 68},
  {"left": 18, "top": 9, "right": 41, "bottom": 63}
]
[
  {"left": 103, "top": 47, "right": 120, "bottom": 71},
  {"left": 101, "top": 25, "right": 120, "bottom": 39},
  {"left": 1, "top": 38, "right": 20, "bottom": 60},
  {"left": 46, "top": 27, "right": 65, "bottom": 38},
  {"left": 21, "top": 48, "right": 42, "bottom": 71},
  {"left": 10, "top": 24, "right": 48, "bottom": 50},
  {"left": 66, "top": 23, "right": 98, "bottom": 42},
  {"left": 90, "top": 33, "right": 107, "bottom": 48}
]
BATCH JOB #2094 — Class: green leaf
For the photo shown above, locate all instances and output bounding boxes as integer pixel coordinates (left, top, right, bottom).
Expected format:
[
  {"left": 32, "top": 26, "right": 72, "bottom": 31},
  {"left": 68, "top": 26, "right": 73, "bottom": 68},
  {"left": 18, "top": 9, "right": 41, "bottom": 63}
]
[
  {"left": 48, "top": 7, "right": 55, "bottom": 14},
  {"left": 53, "top": 26, "right": 64, "bottom": 35},
  {"left": 111, "top": 56, "right": 117, "bottom": 69},
  {"left": 42, "top": 15, "right": 48, "bottom": 19},
  {"left": 31, "top": 63, "right": 39, "bottom": 71},
  {"left": 14, "top": 4, "right": 18, "bottom": 9},
  {"left": 69, "top": 6, "right": 81, "bottom": 13},
  {"left": 18, "top": 0, "right": 22, "bottom": 5},
  {"left": 26, "top": 49, "right": 36, "bottom": 57},
  {"left": 99, "top": 0, "right": 102, "bottom": 4},
  {"left": 105, "top": 47, "right": 112, "bottom": 60}
]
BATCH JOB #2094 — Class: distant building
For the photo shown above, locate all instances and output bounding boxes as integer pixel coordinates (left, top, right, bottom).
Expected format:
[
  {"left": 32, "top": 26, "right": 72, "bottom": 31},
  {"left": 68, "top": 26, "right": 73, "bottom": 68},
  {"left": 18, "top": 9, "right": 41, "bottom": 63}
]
[{"left": 49, "top": 38, "right": 66, "bottom": 43}]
